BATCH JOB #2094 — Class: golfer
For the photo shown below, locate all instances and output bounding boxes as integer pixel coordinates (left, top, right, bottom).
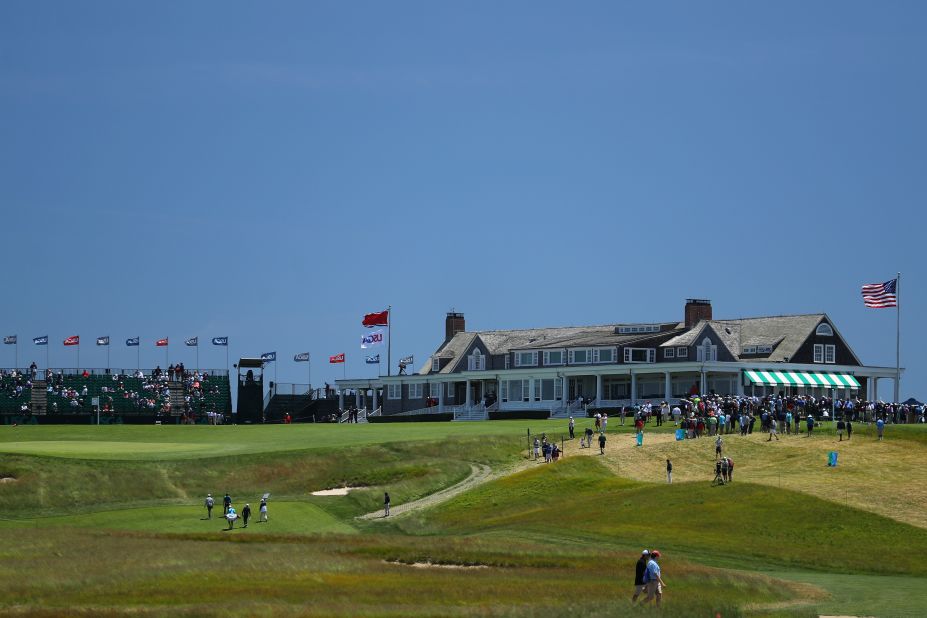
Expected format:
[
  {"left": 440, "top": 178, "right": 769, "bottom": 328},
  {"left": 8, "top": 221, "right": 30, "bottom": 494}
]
[
  {"left": 598, "top": 432, "right": 606, "bottom": 454},
  {"left": 259, "top": 497, "right": 268, "bottom": 522},
  {"left": 226, "top": 506, "right": 237, "bottom": 530},
  {"left": 204, "top": 493, "right": 214, "bottom": 519},
  {"left": 666, "top": 459, "right": 672, "bottom": 484},
  {"left": 643, "top": 550, "right": 666, "bottom": 607},
  {"left": 223, "top": 493, "right": 232, "bottom": 515},
  {"left": 242, "top": 503, "right": 251, "bottom": 528},
  {"left": 384, "top": 492, "right": 391, "bottom": 517}
]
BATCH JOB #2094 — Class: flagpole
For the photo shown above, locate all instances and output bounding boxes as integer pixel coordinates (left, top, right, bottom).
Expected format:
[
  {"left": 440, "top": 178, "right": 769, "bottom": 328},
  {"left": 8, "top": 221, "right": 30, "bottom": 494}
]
[
  {"left": 77, "top": 341, "right": 80, "bottom": 371},
  {"left": 15, "top": 340, "right": 18, "bottom": 371},
  {"left": 46, "top": 341, "right": 49, "bottom": 373},
  {"left": 136, "top": 340, "right": 140, "bottom": 373},
  {"left": 196, "top": 343, "right": 199, "bottom": 373},
  {"left": 107, "top": 343, "right": 110, "bottom": 372},
  {"left": 387, "top": 305, "right": 392, "bottom": 377},
  {"left": 895, "top": 272, "right": 901, "bottom": 404}
]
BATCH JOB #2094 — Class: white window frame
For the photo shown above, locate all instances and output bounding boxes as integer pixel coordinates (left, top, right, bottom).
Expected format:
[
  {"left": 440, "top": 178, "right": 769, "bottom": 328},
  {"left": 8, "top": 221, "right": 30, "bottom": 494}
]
[
  {"left": 504, "top": 355, "right": 510, "bottom": 369},
  {"left": 408, "top": 383, "right": 424, "bottom": 399},
  {"left": 664, "top": 347, "right": 675, "bottom": 359},
  {"left": 813, "top": 344, "right": 824, "bottom": 363},
  {"left": 514, "top": 351, "right": 538, "bottom": 367},
  {"left": 533, "top": 379, "right": 542, "bottom": 402},
  {"left": 467, "top": 349, "right": 485, "bottom": 371},
  {"left": 816, "top": 323, "right": 834, "bottom": 337},
  {"left": 742, "top": 346, "right": 756, "bottom": 355},
  {"left": 676, "top": 347, "right": 688, "bottom": 358},
  {"left": 696, "top": 337, "right": 717, "bottom": 362},
  {"left": 568, "top": 348, "right": 592, "bottom": 364},
  {"left": 756, "top": 345, "right": 773, "bottom": 354},
  {"left": 824, "top": 344, "right": 836, "bottom": 364},
  {"left": 387, "top": 384, "right": 401, "bottom": 400},
  {"left": 431, "top": 357, "right": 440, "bottom": 372},
  {"left": 593, "top": 347, "right": 615, "bottom": 364},
  {"left": 429, "top": 382, "right": 443, "bottom": 397},
  {"left": 618, "top": 325, "right": 660, "bottom": 334},
  {"left": 623, "top": 347, "right": 656, "bottom": 363},
  {"left": 543, "top": 350, "right": 564, "bottom": 366}
]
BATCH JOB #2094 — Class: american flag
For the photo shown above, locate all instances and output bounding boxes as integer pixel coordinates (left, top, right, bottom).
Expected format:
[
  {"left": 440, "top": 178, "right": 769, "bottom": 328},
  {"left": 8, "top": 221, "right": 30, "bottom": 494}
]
[{"left": 861, "top": 279, "right": 897, "bottom": 308}]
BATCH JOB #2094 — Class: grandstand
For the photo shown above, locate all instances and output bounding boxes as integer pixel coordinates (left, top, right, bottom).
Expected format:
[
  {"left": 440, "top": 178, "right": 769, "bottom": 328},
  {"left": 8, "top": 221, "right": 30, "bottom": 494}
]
[{"left": 0, "top": 368, "right": 232, "bottom": 425}]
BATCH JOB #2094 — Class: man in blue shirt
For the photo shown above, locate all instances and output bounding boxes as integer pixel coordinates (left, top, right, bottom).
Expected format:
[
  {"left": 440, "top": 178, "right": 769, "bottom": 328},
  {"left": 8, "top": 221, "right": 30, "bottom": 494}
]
[
  {"left": 643, "top": 550, "right": 666, "bottom": 607},
  {"left": 877, "top": 417, "right": 885, "bottom": 441}
]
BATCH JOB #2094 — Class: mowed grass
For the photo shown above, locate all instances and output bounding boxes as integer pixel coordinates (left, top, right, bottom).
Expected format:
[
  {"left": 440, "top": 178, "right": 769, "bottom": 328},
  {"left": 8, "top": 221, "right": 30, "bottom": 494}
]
[{"left": 0, "top": 419, "right": 594, "bottom": 460}]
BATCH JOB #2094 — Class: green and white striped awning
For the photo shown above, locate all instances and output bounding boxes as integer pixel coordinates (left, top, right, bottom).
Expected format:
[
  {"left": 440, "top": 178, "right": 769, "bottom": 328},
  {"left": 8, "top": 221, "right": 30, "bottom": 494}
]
[{"left": 744, "top": 370, "right": 860, "bottom": 389}]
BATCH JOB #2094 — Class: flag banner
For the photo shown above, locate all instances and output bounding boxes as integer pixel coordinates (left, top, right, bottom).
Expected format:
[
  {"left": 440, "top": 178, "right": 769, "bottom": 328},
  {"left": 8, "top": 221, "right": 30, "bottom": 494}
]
[
  {"left": 360, "top": 329, "right": 384, "bottom": 348},
  {"left": 329, "top": 353, "right": 345, "bottom": 364},
  {"left": 64, "top": 335, "right": 80, "bottom": 346},
  {"left": 156, "top": 338, "right": 169, "bottom": 347},
  {"left": 126, "top": 337, "right": 140, "bottom": 347},
  {"left": 33, "top": 336, "right": 48, "bottom": 345},
  {"left": 212, "top": 337, "right": 228, "bottom": 346},
  {"left": 3, "top": 336, "right": 15, "bottom": 345},
  {"left": 861, "top": 279, "right": 898, "bottom": 308},
  {"left": 362, "top": 310, "right": 390, "bottom": 328},
  {"left": 185, "top": 337, "right": 198, "bottom": 347},
  {"left": 400, "top": 355, "right": 414, "bottom": 365},
  {"left": 365, "top": 354, "right": 380, "bottom": 364},
  {"left": 261, "top": 352, "right": 276, "bottom": 362},
  {"left": 96, "top": 336, "right": 110, "bottom": 346},
  {"left": 294, "top": 352, "right": 310, "bottom": 362}
]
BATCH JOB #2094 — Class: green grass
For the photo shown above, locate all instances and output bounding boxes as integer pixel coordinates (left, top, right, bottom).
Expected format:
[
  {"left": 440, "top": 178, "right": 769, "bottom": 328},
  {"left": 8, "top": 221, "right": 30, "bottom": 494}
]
[{"left": 2, "top": 422, "right": 927, "bottom": 616}]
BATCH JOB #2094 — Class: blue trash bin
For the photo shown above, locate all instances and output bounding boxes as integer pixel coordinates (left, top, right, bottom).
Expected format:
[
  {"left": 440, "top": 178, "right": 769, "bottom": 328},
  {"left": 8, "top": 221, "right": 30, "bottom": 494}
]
[
  {"left": 636, "top": 432, "right": 644, "bottom": 447},
  {"left": 675, "top": 429, "right": 685, "bottom": 441},
  {"left": 828, "top": 451, "right": 838, "bottom": 467}
]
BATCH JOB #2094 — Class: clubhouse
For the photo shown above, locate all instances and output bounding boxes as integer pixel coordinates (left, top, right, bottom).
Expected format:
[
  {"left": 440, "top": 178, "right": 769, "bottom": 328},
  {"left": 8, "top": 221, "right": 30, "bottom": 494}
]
[{"left": 336, "top": 300, "right": 902, "bottom": 419}]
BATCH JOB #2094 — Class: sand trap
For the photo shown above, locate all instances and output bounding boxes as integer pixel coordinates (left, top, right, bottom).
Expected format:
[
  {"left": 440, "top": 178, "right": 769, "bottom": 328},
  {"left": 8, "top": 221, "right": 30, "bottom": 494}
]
[
  {"left": 311, "top": 487, "right": 358, "bottom": 496},
  {"left": 385, "top": 560, "right": 488, "bottom": 570},
  {"left": 0, "top": 477, "right": 16, "bottom": 484}
]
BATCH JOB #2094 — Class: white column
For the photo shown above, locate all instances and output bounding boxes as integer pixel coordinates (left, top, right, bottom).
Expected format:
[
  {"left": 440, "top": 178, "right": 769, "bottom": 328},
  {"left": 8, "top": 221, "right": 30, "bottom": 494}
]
[
  {"left": 596, "top": 374, "right": 604, "bottom": 403},
  {"left": 437, "top": 382, "right": 444, "bottom": 411},
  {"left": 465, "top": 379, "right": 472, "bottom": 407},
  {"left": 664, "top": 371, "right": 672, "bottom": 402},
  {"left": 338, "top": 389, "right": 344, "bottom": 411},
  {"left": 871, "top": 377, "right": 878, "bottom": 401},
  {"left": 372, "top": 387, "right": 378, "bottom": 412},
  {"left": 355, "top": 390, "right": 361, "bottom": 409},
  {"left": 735, "top": 372, "right": 745, "bottom": 396},
  {"left": 561, "top": 375, "right": 568, "bottom": 408},
  {"left": 630, "top": 371, "right": 637, "bottom": 404},
  {"left": 700, "top": 370, "right": 707, "bottom": 395}
]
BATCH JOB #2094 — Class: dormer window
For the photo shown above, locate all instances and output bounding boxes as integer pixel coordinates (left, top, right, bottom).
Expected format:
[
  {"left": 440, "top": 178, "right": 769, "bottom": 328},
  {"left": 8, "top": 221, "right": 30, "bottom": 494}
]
[
  {"left": 467, "top": 349, "right": 486, "bottom": 371},
  {"left": 432, "top": 357, "right": 440, "bottom": 372},
  {"left": 816, "top": 323, "right": 834, "bottom": 337}
]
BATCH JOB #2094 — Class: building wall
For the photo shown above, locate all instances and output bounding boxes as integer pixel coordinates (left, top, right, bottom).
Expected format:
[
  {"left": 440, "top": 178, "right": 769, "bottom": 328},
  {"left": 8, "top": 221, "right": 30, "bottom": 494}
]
[{"left": 790, "top": 320, "right": 860, "bottom": 366}]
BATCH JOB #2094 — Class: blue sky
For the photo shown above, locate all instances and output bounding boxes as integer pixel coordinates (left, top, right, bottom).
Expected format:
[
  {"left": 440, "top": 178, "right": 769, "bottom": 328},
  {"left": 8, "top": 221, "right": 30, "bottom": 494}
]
[{"left": 1, "top": 2, "right": 924, "bottom": 399}]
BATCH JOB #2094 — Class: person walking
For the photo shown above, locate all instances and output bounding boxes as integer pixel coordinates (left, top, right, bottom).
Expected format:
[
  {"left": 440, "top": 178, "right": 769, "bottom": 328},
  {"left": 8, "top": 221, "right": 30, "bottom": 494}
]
[
  {"left": 837, "top": 418, "right": 845, "bottom": 441},
  {"left": 846, "top": 419, "right": 853, "bottom": 440},
  {"left": 643, "top": 550, "right": 666, "bottom": 607},
  {"left": 226, "top": 506, "right": 237, "bottom": 530},
  {"left": 383, "top": 492, "right": 391, "bottom": 517},
  {"left": 568, "top": 416, "right": 575, "bottom": 440},
  {"left": 632, "top": 550, "right": 649, "bottom": 603},
  {"left": 877, "top": 417, "right": 885, "bottom": 441},
  {"left": 223, "top": 493, "right": 232, "bottom": 515},
  {"left": 533, "top": 437, "right": 540, "bottom": 460},
  {"left": 715, "top": 435, "right": 723, "bottom": 460},
  {"left": 259, "top": 497, "right": 268, "bottom": 522},
  {"left": 242, "top": 503, "right": 251, "bottom": 528},
  {"left": 204, "top": 493, "right": 214, "bottom": 519},
  {"left": 598, "top": 431, "right": 606, "bottom": 455},
  {"left": 666, "top": 459, "right": 673, "bottom": 484},
  {"left": 767, "top": 417, "right": 779, "bottom": 441},
  {"left": 806, "top": 414, "right": 814, "bottom": 437}
]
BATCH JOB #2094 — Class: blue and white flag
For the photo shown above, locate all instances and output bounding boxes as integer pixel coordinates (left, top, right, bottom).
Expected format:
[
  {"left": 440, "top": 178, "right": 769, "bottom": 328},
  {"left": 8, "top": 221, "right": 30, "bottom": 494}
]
[
  {"left": 3, "top": 336, "right": 15, "bottom": 345},
  {"left": 294, "top": 352, "right": 310, "bottom": 362},
  {"left": 360, "top": 329, "right": 384, "bottom": 349},
  {"left": 33, "top": 336, "right": 48, "bottom": 345},
  {"left": 185, "top": 337, "right": 198, "bottom": 347},
  {"left": 212, "top": 337, "right": 228, "bottom": 346},
  {"left": 261, "top": 351, "right": 276, "bottom": 362},
  {"left": 399, "top": 355, "right": 414, "bottom": 365},
  {"left": 126, "top": 337, "right": 140, "bottom": 347},
  {"left": 96, "top": 336, "right": 110, "bottom": 346},
  {"left": 365, "top": 354, "right": 380, "bottom": 364}
]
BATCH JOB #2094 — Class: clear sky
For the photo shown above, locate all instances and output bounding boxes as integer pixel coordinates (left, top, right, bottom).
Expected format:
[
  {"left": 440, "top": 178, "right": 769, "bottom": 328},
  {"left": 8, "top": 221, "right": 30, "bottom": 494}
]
[{"left": 1, "top": 2, "right": 924, "bottom": 400}]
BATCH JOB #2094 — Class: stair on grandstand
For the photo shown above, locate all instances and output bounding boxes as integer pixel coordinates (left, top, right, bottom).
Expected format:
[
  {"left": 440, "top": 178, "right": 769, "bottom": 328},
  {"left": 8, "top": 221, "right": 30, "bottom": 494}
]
[
  {"left": 453, "top": 407, "right": 488, "bottom": 421},
  {"left": 31, "top": 380, "right": 47, "bottom": 415}
]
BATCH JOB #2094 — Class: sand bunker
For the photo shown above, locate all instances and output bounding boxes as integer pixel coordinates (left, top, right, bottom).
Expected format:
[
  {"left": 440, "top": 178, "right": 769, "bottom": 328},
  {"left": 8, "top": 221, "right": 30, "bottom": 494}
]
[
  {"left": 385, "top": 560, "right": 488, "bottom": 570},
  {"left": 0, "top": 476, "right": 17, "bottom": 484},
  {"left": 311, "top": 487, "right": 358, "bottom": 496}
]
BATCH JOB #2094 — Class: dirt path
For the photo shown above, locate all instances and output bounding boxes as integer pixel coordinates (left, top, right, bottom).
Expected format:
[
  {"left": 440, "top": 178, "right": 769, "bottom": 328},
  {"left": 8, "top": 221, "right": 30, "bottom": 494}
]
[{"left": 359, "top": 463, "right": 495, "bottom": 520}]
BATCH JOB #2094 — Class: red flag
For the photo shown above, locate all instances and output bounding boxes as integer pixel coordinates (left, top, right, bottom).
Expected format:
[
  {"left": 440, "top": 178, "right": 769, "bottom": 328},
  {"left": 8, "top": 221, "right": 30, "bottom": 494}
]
[
  {"left": 362, "top": 310, "right": 389, "bottom": 328},
  {"left": 156, "top": 338, "right": 169, "bottom": 347},
  {"left": 63, "top": 335, "right": 80, "bottom": 346},
  {"left": 329, "top": 353, "right": 345, "bottom": 364}
]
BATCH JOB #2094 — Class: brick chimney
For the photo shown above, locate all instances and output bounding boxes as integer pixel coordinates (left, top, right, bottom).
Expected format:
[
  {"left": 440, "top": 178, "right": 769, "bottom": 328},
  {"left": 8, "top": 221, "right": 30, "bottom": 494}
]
[
  {"left": 445, "top": 312, "right": 465, "bottom": 342},
  {"left": 684, "top": 299, "right": 712, "bottom": 329}
]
